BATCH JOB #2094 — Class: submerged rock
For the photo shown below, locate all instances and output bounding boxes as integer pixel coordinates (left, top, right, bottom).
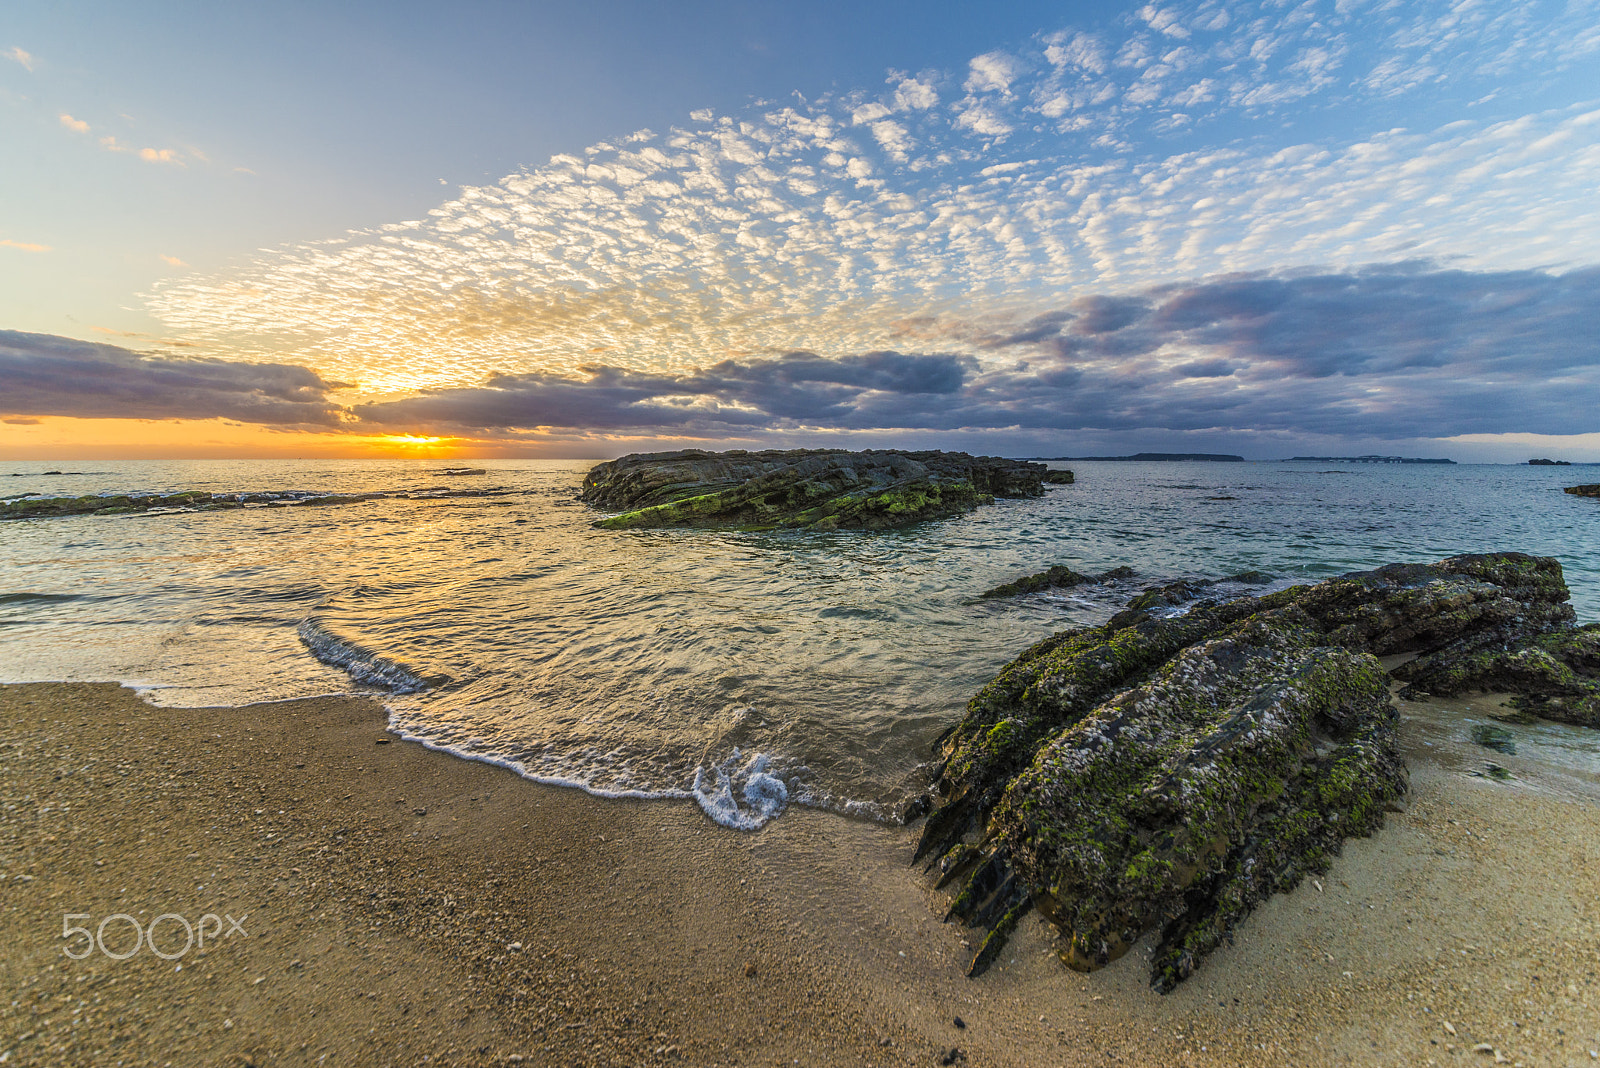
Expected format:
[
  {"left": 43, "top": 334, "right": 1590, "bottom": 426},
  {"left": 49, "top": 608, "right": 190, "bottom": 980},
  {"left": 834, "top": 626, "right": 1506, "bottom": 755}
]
[
  {"left": 917, "top": 552, "right": 1591, "bottom": 991},
  {"left": 580, "top": 449, "right": 1072, "bottom": 532},
  {"left": 1106, "top": 570, "right": 1278, "bottom": 627},
  {"left": 978, "top": 565, "right": 1136, "bottom": 599},
  {"left": 1469, "top": 724, "right": 1517, "bottom": 754},
  {"left": 0, "top": 487, "right": 504, "bottom": 520}
]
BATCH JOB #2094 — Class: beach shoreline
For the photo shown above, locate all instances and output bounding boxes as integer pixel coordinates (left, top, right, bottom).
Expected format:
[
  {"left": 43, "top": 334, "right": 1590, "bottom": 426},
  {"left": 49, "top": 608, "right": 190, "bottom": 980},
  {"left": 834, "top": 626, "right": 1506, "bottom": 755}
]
[{"left": 3, "top": 681, "right": 1598, "bottom": 1067}]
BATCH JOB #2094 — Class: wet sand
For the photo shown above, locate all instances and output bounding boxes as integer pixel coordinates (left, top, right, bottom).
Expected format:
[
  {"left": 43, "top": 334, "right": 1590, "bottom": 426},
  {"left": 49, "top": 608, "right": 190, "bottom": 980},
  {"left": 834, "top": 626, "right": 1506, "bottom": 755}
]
[{"left": 2, "top": 681, "right": 1598, "bottom": 1067}]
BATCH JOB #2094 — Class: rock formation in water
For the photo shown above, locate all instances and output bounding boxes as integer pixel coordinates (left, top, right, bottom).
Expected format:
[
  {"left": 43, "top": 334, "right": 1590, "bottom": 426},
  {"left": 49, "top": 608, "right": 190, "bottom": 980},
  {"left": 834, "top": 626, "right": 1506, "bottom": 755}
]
[
  {"left": 916, "top": 552, "right": 1592, "bottom": 992},
  {"left": 1566, "top": 484, "right": 1600, "bottom": 498},
  {"left": 1, "top": 487, "right": 502, "bottom": 520},
  {"left": 580, "top": 449, "right": 1073, "bottom": 531},
  {"left": 978, "top": 565, "right": 1137, "bottom": 599}
]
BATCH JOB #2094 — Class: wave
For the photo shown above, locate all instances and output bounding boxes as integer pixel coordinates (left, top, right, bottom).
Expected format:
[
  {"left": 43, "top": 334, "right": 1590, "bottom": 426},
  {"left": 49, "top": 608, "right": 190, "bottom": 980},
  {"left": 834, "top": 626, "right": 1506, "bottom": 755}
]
[
  {"left": 0, "top": 592, "right": 92, "bottom": 605},
  {"left": 295, "top": 618, "right": 434, "bottom": 694}
]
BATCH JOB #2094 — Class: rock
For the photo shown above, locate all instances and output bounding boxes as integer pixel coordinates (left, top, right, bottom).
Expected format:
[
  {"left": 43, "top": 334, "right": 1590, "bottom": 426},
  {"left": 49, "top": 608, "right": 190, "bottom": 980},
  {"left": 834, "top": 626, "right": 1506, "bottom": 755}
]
[
  {"left": 915, "top": 552, "right": 1586, "bottom": 992},
  {"left": 1567, "top": 484, "right": 1600, "bottom": 498},
  {"left": 0, "top": 486, "right": 505, "bottom": 521},
  {"left": 978, "top": 565, "right": 1136, "bottom": 599},
  {"left": 1469, "top": 724, "right": 1516, "bottom": 754},
  {"left": 580, "top": 449, "right": 1071, "bottom": 532},
  {"left": 439, "top": 467, "right": 487, "bottom": 475},
  {"left": 1529, "top": 458, "right": 1571, "bottom": 465},
  {"left": 1395, "top": 624, "right": 1600, "bottom": 727},
  {"left": 1106, "top": 571, "right": 1276, "bottom": 629}
]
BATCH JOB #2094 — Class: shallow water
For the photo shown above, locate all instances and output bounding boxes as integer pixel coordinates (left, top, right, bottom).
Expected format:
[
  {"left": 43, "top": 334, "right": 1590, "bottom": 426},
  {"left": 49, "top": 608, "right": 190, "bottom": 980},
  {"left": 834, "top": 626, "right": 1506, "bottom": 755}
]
[{"left": 2, "top": 458, "right": 1597, "bottom": 827}]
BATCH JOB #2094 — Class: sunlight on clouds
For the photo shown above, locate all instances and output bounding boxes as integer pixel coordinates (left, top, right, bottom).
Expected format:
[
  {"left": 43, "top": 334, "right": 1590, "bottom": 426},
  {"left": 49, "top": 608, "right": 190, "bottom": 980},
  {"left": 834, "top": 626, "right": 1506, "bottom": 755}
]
[
  {"left": 4, "top": 46, "right": 35, "bottom": 72},
  {"left": 146, "top": 0, "right": 1600, "bottom": 394},
  {"left": 59, "top": 113, "right": 90, "bottom": 134}
]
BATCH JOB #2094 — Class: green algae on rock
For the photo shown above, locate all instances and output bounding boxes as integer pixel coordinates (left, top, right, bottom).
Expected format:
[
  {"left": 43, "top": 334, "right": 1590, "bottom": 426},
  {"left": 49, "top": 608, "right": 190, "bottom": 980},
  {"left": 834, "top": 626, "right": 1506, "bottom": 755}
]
[
  {"left": 1, "top": 487, "right": 506, "bottom": 521},
  {"left": 1565, "top": 484, "right": 1600, "bottom": 498},
  {"left": 1395, "top": 624, "right": 1600, "bottom": 727},
  {"left": 1470, "top": 724, "right": 1517, "bottom": 754},
  {"left": 977, "top": 565, "right": 1137, "bottom": 600},
  {"left": 580, "top": 449, "right": 1073, "bottom": 532},
  {"left": 917, "top": 552, "right": 1593, "bottom": 992}
]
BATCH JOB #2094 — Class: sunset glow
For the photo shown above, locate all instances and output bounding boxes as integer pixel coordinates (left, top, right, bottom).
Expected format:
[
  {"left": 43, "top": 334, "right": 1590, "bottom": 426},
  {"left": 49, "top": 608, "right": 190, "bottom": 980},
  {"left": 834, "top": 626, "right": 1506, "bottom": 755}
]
[{"left": 3, "top": 2, "right": 1598, "bottom": 461}]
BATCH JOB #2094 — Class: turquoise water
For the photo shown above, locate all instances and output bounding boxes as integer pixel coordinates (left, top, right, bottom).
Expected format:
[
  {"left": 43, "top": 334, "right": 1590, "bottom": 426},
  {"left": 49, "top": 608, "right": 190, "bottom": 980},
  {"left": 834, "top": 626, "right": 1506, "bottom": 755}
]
[{"left": 2, "top": 458, "right": 1596, "bottom": 827}]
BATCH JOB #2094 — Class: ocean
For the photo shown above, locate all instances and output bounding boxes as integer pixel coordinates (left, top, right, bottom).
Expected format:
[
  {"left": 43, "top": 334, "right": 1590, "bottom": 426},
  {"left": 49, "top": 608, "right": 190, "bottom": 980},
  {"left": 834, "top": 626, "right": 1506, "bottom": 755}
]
[{"left": 3, "top": 457, "right": 1596, "bottom": 829}]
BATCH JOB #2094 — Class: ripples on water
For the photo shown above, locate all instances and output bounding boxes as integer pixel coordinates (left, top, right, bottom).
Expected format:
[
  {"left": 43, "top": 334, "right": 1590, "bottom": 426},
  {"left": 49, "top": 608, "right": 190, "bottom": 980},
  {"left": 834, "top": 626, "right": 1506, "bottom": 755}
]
[{"left": 2, "top": 458, "right": 1597, "bottom": 827}]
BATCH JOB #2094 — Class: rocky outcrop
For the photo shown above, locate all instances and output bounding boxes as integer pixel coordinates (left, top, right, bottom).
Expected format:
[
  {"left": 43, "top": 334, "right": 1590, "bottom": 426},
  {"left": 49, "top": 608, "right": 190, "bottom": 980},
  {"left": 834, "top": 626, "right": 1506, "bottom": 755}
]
[
  {"left": 916, "top": 553, "right": 1589, "bottom": 992},
  {"left": 1395, "top": 624, "right": 1600, "bottom": 726},
  {"left": 978, "top": 565, "right": 1136, "bottom": 599},
  {"left": 1105, "top": 571, "right": 1275, "bottom": 627},
  {"left": 1, "top": 487, "right": 503, "bottom": 520},
  {"left": 1566, "top": 484, "right": 1600, "bottom": 498},
  {"left": 580, "top": 449, "right": 1073, "bottom": 532}
]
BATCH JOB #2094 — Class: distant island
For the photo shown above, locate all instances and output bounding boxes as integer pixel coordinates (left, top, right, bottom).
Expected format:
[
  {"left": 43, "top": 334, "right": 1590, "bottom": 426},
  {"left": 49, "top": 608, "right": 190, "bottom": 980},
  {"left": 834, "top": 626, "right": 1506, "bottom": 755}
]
[
  {"left": 1528, "top": 458, "right": 1572, "bottom": 466},
  {"left": 1025, "top": 452, "right": 1245, "bottom": 462},
  {"left": 1282, "top": 455, "right": 1455, "bottom": 464}
]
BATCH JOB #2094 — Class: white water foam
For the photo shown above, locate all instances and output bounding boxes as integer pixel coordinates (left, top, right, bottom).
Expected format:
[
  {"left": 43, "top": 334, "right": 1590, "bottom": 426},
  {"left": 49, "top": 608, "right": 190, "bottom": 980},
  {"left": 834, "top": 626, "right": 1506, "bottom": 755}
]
[
  {"left": 691, "top": 749, "right": 790, "bottom": 830},
  {"left": 296, "top": 618, "right": 432, "bottom": 694}
]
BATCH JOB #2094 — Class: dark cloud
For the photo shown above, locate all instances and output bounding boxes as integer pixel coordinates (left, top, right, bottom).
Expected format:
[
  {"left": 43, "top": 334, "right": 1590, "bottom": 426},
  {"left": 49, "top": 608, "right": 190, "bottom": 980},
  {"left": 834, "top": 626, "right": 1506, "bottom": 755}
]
[
  {"left": 357, "top": 265, "right": 1600, "bottom": 440},
  {"left": 0, "top": 331, "right": 347, "bottom": 426},
  {"left": 354, "top": 351, "right": 975, "bottom": 431},
  {"left": 9, "top": 265, "right": 1596, "bottom": 447}
]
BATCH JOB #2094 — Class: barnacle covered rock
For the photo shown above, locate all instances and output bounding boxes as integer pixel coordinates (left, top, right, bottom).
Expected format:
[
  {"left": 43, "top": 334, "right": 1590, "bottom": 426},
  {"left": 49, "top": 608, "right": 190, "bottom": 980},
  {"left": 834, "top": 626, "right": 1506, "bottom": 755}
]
[{"left": 919, "top": 552, "right": 1589, "bottom": 991}]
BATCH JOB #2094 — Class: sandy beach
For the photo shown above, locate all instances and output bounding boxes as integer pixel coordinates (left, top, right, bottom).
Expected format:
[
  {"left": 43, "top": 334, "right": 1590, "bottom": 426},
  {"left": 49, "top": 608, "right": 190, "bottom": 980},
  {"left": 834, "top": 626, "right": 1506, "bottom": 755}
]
[{"left": 3, "top": 680, "right": 1598, "bottom": 1067}]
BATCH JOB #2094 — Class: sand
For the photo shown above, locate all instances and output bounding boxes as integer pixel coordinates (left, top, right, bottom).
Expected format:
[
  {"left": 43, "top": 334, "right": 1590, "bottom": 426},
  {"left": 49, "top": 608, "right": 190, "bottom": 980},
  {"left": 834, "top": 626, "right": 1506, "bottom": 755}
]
[{"left": 2, "top": 680, "right": 1599, "bottom": 1068}]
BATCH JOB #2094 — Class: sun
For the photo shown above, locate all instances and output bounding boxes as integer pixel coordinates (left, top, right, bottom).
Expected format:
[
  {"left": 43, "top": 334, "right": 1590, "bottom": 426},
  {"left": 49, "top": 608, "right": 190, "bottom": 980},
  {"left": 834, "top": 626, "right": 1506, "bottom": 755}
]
[{"left": 365, "top": 433, "right": 461, "bottom": 457}]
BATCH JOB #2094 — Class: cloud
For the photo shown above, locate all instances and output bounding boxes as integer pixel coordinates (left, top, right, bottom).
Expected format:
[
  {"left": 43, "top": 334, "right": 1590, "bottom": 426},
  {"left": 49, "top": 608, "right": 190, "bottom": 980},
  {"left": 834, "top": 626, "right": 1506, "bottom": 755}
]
[
  {"left": 159, "top": 254, "right": 188, "bottom": 267},
  {"left": 0, "top": 239, "right": 50, "bottom": 253},
  {"left": 339, "top": 265, "right": 1600, "bottom": 443},
  {"left": 0, "top": 331, "right": 348, "bottom": 426},
  {"left": 353, "top": 350, "right": 975, "bottom": 433},
  {"left": 14, "top": 261, "right": 1598, "bottom": 448},
  {"left": 139, "top": 0, "right": 1600, "bottom": 425},
  {"left": 59, "top": 113, "right": 90, "bottom": 134},
  {"left": 97, "top": 136, "right": 186, "bottom": 164},
  {"left": 965, "top": 51, "right": 1023, "bottom": 94},
  {"left": 5, "top": 46, "right": 35, "bottom": 72}
]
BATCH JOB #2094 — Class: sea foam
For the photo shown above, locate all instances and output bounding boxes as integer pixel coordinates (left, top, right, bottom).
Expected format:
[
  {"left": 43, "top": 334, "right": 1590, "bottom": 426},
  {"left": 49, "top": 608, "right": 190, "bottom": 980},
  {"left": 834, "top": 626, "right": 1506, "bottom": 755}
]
[{"left": 296, "top": 618, "right": 432, "bottom": 694}]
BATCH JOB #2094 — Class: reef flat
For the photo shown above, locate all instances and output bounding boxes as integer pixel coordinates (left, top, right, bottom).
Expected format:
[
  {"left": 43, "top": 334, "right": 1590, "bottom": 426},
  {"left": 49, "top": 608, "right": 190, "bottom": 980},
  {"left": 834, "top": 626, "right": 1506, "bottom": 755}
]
[
  {"left": 0, "top": 486, "right": 506, "bottom": 520},
  {"left": 580, "top": 448, "right": 1072, "bottom": 531},
  {"left": 916, "top": 552, "right": 1596, "bottom": 992}
]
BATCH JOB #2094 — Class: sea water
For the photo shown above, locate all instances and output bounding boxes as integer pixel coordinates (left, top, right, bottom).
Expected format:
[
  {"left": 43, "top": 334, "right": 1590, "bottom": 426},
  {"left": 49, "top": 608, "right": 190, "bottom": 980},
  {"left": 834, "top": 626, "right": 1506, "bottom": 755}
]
[{"left": 2, "top": 458, "right": 1596, "bottom": 828}]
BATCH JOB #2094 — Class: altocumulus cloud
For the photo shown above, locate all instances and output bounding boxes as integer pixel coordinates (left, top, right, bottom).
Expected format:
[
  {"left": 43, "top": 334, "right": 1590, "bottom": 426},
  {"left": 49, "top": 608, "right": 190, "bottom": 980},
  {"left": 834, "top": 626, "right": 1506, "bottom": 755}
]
[
  {"left": 143, "top": 0, "right": 1600, "bottom": 389},
  {"left": 0, "top": 331, "right": 348, "bottom": 426}
]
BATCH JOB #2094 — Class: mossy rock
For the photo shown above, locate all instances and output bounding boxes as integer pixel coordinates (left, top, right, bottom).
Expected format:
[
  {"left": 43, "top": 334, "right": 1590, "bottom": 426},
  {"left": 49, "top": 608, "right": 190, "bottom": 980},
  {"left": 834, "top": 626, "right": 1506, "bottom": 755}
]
[
  {"left": 978, "top": 564, "right": 1135, "bottom": 600},
  {"left": 582, "top": 448, "right": 1064, "bottom": 531},
  {"left": 918, "top": 552, "right": 1589, "bottom": 992},
  {"left": 1395, "top": 623, "right": 1600, "bottom": 727}
]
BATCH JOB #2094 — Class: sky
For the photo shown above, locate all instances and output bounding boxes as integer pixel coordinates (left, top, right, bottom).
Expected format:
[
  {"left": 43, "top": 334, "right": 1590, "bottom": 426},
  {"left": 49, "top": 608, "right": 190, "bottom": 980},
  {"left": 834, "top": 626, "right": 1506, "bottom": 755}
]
[{"left": 3, "top": 0, "right": 1598, "bottom": 461}]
